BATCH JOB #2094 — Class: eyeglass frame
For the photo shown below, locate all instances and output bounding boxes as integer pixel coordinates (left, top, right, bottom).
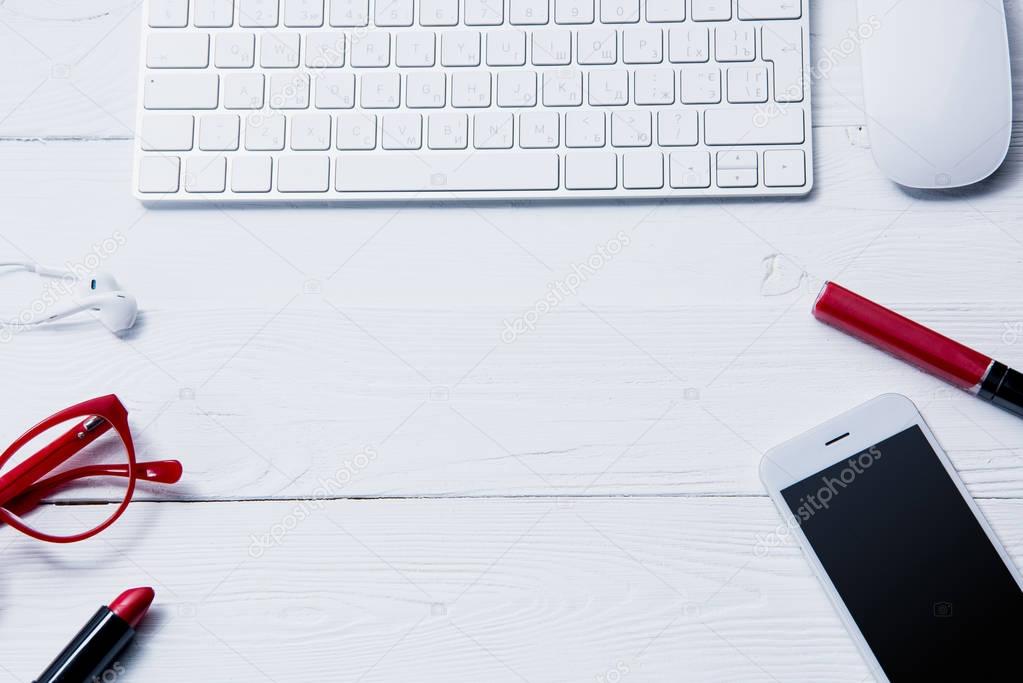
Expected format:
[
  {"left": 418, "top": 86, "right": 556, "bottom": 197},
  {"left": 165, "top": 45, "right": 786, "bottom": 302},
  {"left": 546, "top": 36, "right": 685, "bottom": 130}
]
[{"left": 0, "top": 394, "right": 181, "bottom": 543}]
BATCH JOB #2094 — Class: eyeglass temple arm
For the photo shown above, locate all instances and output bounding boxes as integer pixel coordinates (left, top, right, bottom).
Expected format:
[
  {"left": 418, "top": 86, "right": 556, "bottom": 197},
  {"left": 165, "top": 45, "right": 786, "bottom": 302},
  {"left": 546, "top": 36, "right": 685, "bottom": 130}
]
[
  {"left": 2, "top": 460, "right": 183, "bottom": 517},
  {"left": 0, "top": 416, "right": 112, "bottom": 509}
]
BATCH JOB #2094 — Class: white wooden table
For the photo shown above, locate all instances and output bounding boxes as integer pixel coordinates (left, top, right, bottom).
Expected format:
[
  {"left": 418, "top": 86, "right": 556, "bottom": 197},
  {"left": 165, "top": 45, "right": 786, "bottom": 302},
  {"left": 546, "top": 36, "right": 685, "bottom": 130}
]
[{"left": 2, "top": 1, "right": 1023, "bottom": 680}]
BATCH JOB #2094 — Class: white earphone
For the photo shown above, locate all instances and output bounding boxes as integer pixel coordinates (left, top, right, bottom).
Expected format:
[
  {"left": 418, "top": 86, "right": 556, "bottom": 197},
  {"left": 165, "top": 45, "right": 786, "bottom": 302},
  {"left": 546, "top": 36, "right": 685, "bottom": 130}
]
[{"left": 1, "top": 261, "right": 138, "bottom": 333}]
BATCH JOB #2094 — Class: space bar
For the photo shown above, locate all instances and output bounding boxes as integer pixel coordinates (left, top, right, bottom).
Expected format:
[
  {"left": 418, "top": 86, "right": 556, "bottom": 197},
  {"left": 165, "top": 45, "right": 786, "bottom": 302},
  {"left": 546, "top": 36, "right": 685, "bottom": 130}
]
[{"left": 336, "top": 152, "right": 560, "bottom": 192}]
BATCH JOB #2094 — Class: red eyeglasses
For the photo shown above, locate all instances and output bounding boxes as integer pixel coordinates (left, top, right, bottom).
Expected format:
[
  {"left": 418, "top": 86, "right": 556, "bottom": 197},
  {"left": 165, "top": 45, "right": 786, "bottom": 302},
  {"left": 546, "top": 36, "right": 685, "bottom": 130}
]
[{"left": 0, "top": 395, "right": 182, "bottom": 543}]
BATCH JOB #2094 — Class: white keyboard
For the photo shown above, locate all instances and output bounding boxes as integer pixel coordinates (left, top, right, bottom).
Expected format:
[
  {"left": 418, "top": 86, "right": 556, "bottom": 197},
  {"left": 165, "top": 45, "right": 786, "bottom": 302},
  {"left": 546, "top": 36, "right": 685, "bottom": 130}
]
[{"left": 134, "top": 0, "right": 813, "bottom": 201}]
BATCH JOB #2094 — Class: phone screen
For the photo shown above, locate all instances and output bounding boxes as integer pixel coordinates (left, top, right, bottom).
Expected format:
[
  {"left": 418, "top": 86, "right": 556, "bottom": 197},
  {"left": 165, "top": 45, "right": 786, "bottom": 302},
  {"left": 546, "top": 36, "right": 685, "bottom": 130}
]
[{"left": 781, "top": 425, "right": 1023, "bottom": 679}]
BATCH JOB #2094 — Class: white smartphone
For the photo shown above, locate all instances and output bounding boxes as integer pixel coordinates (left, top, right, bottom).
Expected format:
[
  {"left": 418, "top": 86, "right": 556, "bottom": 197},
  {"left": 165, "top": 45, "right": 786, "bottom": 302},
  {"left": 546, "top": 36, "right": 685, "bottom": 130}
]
[{"left": 760, "top": 394, "right": 1023, "bottom": 681}]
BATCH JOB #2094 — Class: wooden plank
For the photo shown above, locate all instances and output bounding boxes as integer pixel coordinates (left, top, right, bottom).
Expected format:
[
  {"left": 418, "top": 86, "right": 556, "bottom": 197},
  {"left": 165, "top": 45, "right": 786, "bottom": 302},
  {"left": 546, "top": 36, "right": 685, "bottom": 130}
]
[
  {"left": 1, "top": 134, "right": 1022, "bottom": 500},
  {"left": 14, "top": 495, "right": 1021, "bottom": 682},
  {"left": 3, "top": 0, "right": 1023, "bottom": 137}
]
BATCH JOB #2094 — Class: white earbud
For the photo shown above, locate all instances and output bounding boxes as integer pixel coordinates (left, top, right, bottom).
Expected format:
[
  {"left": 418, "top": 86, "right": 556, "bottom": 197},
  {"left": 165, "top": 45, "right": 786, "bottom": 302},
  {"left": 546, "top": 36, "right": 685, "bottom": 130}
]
[{"left": 1, "top": 262, "right": 139, "bottom": 334}]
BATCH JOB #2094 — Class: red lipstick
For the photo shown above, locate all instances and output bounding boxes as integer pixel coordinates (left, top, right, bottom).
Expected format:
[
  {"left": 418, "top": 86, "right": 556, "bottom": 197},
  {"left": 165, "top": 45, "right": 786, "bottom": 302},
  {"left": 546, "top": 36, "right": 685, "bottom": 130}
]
[
  {"left": 109, "top": 587, "right": 155, "bottom": 629},
  {"left": 813, "top": 282, "right": 1023, "bottom": 418},
  {"left": 34, "top": 587, "right": 155, "bottom": 683}
]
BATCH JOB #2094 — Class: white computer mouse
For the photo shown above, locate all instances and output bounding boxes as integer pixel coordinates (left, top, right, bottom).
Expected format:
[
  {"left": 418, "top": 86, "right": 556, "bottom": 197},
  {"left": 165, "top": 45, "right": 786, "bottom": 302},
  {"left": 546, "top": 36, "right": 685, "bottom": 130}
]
[{"left": 857, "top": 0, "right": 1012, "bottom": 189}]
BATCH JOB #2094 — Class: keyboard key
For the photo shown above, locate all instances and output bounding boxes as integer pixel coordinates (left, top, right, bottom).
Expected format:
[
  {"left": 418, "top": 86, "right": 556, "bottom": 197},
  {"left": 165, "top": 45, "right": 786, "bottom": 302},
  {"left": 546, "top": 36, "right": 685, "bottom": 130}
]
[
  {"left": 407, "top": 72, "right": 447, "bottom": 107},
  {"left": 239, "top": 0, "right": 280, "bottom": 27},
  {"left": 727, "top": 66, "right": 767, "bottom": 103},
  {"left": 600, "top": 0, "right": 639, "bottom": 23},
  {"left": 149, "top": 0, "right": 189, "bottom": 27},
  {"left": 717, "top": 150, "right": 757, "bottom": 169},
  {"left": 147, "top": 33, "right": 210, "bottom": 68},
  {"left": 421, "top": 0, "right": 459, "bottom": 26},
  {"left": 315, "top": 72, "right": 355, "bottom": 108},
  {"left": 351, "top": 32, "right": 390, "bottom": 66},
  {"left": 277, "top": 156, "right": 330, "bottom": 191},
  {"left": 520, "top": 111, "right": 559, "bottom": 147},
  {"left": 623, "top": 28, "right": 662, "bottom": 63},
  {"left": 764, "top": 150, "right": 806, "bottom": 186},
  {"left": 231, "top": 156, "right": 274, "bottom": 191},
  {"left": 532, "top": 30, "right": 571, "bottom": 65},
  {"left": 269, "top": 73, "right": 310, "bottom": 108},
  {"left": 141, "top": 115, "right": 195, "bottom": 151},
  {"left": 195, "top": 0, "right": 236, "bottom": 27},
  {"left": 691, "top": 0, "right": 730, "bottom": 21},
  {"left": 611, "top": 110, "right": 651, "bottom": 146},
  {"left": 577, "top": 27, "right": 617, "bottom": 64},
  {"left": 329, "top": 0, "right": 369, "bottom": 25},
  {"left": 656, "top": 109, "right": 697, "bottom": 146},
  {"left": 762, "top": 24, "right": 803, "bottom": 102},
  {"left": 224, "top": 73, "right": 265, "bottom": 109},
  {"left": 138, "top": 156, "right": 181, "bottom": 193},
  {"left": 285, "top": 0, "right": 325, "bottom": 26},
  {"left": 261, "top": 33, "right": 301, "bottom": 67},
  {"left": 680, "top": 66, "right": 720, "bottom": 104},
  {"left": 396, "top": 32, "right": 436, "bottom": 67},
  {"left": 428, "top": 113, "right": 469, "bottom": 149},
  {"left": 634, "top": 68, "right": 674, "bottom": 104},
  {"left": 555, "top": 0, "right": 593, "bottom": 24},
  {"left": 623, "top": 150, "right": 663, "bottom": 188},
  {"left": 474, "top": 112, "right": 514, "bottom": 148},
  {"left": 566, "top": 151, "right": 616, "bottom": 189},
  {"left": 381, "top": 112, "right": 423, "bottom": 149},
  {"left": 511, "top": 0, "right": 550, "bottom": 25},
  {"left": 441, "top": 31, "right": 481, "bottom": 66},
  {"left": 305, "top": 32, "right": 346, "bottom": 67},
  {"left": 715, "top": 25, "right": 755, "bottom": 62},
  {"left": 245, "top": 114, "right": 286, "bottom": 149},
  {"left": 290, "top": 113, "right": 332, "bottom": 149},
  {"left": 588, "top": 70, "right": 628, "bottom": 105},
  {"left": 144, "top": 73, "right": 220, "bottom": 110},
  {"left": 737, "top": 0, "right": 800, "bottom": 20},
  {"left": 566, "top": 111, "right": 605, "bottom": 147},
  {"left": 497, "top": 71, "right": 537, "bottom": 106},
  {"left": 487, "top": 30, "right": 527, "bottom": 66},
  {"left": 464, "top": 0, "right": 504, "bottom": 25},
  {"left": 215, "top": 33, "right": 256, "bottom": 68},
  {"left": 645, "top": 0, "right": 684, "bottom": 22},
  {"left": 542, "top": 70, "right": 582, "bottom": 106},
  {"left": 704, "top": 107, "right": 804, "bottom": 145},
  {"left": 199, "top": 114, "right": 241, "bottom": 150},
  {"left": 668, "top": 26, "right": 708, "bottom": 63},
  {"left": 335, "top": 152, "right": 559, "bottom": 191},
  {"left": 375, "top": 0, "right": 414, "bottom": 26},
  {"left": 717, "top": 168, "right": 757, "bottom": 188},
  {"left": 668, "top": 150, "right": 710, "bottom": 187},
  {"left": 451, "top": 72, "right": 492, "bottom": 107},
  {"left": 360, "top": 72, "right": 401, "bottom": 108},
  {"left": 337, "top": 113, "right": 378, "bottom": 148},
  {"left": 185, "top": 156, "right": 228, "bottom": 192}
]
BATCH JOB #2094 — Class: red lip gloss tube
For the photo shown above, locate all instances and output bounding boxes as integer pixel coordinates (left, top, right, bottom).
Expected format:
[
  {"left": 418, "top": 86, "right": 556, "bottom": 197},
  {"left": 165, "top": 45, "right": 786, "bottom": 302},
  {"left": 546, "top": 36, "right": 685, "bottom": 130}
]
[
  {"left": 813, "top": 282, "right": 1023, "bottom": 418},
  {"left": 34, "top": 587, "right": 155, "bottom": 683}
]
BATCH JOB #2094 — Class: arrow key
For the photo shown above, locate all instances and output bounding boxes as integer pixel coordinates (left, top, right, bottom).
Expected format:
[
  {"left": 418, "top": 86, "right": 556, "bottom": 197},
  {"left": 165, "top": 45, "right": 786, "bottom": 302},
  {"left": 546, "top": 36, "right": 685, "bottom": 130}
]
[{"left": 764, "top": 149, "right": 806, "bottom": 187}]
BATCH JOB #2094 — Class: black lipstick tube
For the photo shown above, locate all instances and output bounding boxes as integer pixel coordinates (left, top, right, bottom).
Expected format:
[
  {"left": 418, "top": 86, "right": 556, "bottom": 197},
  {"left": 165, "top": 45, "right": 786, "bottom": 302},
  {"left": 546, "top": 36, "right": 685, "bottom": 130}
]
[{"left": 33, "top": 607, "right": 135, "bottom": 683}]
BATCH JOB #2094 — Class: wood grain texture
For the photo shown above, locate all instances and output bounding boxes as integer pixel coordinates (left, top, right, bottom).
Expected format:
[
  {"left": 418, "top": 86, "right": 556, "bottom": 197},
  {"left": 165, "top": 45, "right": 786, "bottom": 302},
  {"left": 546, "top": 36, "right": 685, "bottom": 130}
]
[
  {"left": 1, "top": 132, "right": 1022, "bottom": 500},
  {"left": 11, "top": 496, "right": 1023, "bottom": 682}
]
